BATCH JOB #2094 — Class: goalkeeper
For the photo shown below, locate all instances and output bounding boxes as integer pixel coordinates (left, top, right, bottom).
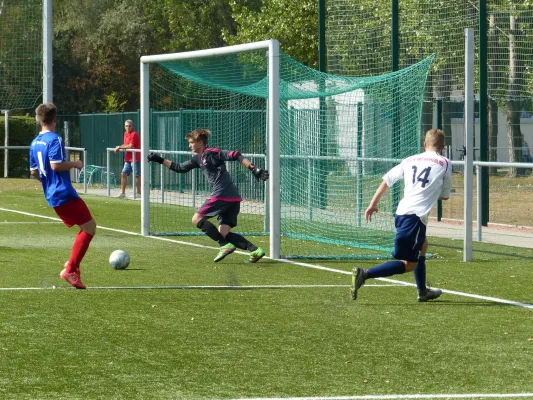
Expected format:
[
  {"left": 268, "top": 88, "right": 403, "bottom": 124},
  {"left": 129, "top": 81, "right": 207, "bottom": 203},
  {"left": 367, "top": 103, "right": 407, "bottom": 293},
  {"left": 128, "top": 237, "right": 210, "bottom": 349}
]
[{"left": 147, "top": 128, "right": 269, "bottom": 263}]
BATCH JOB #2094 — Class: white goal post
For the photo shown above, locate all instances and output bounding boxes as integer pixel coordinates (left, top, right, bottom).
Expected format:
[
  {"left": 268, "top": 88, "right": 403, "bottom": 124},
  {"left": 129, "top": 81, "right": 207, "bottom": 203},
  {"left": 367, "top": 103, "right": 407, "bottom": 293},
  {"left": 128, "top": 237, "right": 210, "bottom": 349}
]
[{"left": 139, "top": 40, "right": 282, "bottom": 259}]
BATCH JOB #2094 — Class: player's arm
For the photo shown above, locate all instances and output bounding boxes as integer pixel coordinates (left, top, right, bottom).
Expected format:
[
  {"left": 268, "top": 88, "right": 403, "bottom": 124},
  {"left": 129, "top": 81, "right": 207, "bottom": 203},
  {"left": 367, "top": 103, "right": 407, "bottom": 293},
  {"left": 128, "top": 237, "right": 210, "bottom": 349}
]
[
  {"left": 48, "top": 137, "right": 83, "bottom": 171},
  {"left": 30, "top": 168, "right": 41, "bottom": 182},
  {"left": 219, "top": 150, "right": 269, "bottom": 181},
  {"left": 147, "top": 153, "right": 196, "bottom": 173},
  {"left": 29, "top": 150, "right": 40, "bottom": 181},
  {"left": 243, "top": 157, "right": 269, "bottom": 181},
  {"left": 365, "top": 181, "right": 389, "bottom": 222},
  {"left": 50, "top": 160, "right": 83, "bottom": 172},
  {"left": 439, "top": 168, "right": 453, "bottom": 201},
  {"left": 366, "top": 161, "right": 404, "bottom": 222}
]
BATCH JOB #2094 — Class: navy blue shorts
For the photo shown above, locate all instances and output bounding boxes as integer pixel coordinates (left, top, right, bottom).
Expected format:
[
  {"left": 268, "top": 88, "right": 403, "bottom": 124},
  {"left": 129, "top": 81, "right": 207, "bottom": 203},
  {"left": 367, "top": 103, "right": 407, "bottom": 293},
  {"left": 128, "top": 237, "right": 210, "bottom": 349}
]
[
  {"left": 198, "top": 198, "right": 241, "bottom": 228},
  {"left": 392, "top": 214, "right": 426, "bottom": 262}
]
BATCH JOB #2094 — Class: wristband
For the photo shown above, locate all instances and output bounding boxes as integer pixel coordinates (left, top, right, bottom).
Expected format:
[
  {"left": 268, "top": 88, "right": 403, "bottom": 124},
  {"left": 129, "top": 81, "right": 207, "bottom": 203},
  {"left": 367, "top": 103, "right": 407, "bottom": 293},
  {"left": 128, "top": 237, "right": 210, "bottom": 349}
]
[{"left": 248, "top": 163, "right": 256, "bottom": 171}]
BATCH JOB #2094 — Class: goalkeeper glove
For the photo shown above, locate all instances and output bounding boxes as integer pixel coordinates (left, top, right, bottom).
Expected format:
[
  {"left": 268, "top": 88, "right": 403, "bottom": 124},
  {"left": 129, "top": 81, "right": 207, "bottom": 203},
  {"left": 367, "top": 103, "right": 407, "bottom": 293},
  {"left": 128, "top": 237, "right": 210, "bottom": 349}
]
[
  {"left": 147, "top": 153, "right": 164, "bottom": 164},
  {"left": 249, "top": 164, "right": 269, "bottom": 181}
]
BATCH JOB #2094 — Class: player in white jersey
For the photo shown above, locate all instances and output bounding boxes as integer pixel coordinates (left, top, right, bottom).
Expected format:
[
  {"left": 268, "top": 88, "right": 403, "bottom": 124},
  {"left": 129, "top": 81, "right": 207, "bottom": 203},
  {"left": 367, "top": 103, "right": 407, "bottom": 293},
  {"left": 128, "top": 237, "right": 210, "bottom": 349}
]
[{"left": 351, "top": 129, "right": 452, "bottom": 303}]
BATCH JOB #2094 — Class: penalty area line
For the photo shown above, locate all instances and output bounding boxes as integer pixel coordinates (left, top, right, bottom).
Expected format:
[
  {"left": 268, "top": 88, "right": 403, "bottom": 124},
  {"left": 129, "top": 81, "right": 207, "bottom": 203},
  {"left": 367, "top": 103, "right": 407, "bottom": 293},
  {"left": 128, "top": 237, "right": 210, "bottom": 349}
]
[{"left": 1, "top": 207, "right": 532, "bottom": 309}]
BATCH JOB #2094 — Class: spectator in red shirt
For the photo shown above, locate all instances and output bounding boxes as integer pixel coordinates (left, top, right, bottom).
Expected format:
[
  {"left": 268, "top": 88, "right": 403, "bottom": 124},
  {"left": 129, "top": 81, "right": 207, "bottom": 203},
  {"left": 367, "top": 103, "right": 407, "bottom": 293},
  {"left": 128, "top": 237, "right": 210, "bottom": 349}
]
[{"left": 115, "top": 120, "right": 141, "bottom": 198}]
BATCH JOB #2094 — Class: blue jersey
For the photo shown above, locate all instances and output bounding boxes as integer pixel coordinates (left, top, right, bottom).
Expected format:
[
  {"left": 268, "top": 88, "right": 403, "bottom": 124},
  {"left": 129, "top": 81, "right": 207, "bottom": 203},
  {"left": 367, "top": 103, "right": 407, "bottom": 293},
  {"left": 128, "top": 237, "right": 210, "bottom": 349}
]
[{"left": 29, "top": 131, "right": 79, "bottom": 207}]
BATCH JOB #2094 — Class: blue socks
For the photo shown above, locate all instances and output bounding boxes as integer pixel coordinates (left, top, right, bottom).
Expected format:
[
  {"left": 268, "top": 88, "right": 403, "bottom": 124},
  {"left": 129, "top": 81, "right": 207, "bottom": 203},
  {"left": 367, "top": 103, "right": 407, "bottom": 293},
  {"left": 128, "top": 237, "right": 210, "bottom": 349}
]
[
  {"left": 414, "top": 256, "right": 426, "bottom": 291},
  {"left": 366, "top": 260, "right": 406, "bottom": 279}
]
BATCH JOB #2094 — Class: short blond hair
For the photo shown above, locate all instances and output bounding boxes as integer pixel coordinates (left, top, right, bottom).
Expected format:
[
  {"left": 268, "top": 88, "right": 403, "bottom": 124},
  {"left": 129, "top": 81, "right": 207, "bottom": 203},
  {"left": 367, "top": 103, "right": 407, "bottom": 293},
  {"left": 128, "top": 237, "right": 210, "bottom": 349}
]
[
  {"left": 425, "top": 129, "right": 445, "bottom": 151},
  {"left": 185, "top": 129, "right": 211, "bottom": 146}
]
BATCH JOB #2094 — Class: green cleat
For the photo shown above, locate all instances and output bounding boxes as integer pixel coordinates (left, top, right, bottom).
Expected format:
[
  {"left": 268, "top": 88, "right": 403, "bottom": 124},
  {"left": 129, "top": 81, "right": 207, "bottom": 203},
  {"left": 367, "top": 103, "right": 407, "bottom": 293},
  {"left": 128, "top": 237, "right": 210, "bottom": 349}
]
[
  {"left": 245, "top": 247, "right": 265, "bottom": 264},
  {"left": 213, "top": 243, "right": 236, "bottom": 262}
]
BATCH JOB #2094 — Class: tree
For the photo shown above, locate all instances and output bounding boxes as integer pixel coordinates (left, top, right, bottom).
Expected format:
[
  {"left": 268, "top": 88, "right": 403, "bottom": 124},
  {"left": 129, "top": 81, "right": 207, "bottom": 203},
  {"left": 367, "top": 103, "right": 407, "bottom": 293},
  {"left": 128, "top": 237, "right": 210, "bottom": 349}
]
[
  {"left": 52, "top": 0, "right": 239, "bottom": 113},
  {"left": 224, "top": 0, "right": 318, "bottom": 68}
]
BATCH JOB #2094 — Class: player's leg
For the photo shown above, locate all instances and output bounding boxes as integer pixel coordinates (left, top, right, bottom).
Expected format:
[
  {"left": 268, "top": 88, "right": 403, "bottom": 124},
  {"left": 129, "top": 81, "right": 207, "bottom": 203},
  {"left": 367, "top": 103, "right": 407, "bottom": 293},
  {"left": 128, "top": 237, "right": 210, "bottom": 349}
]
[
  {"left": 351, "top": 214, "right": 421, "bottom": 301},
  {"left": 54, "top": 198, "right": 95, "bottom": 289},
  {"left": 414, "top": 238, "right": 429, "bottom": 292},
  {"left": 70, "top": 218, "right": 96, "bottom": 271},
  {"left": 218, "top": 203, "right": 265, "bottom": 263},
  {"left": 414, "top": 238, "right": 442, "bottom": 302},
  {"left": 213, "top": 223, "right": 237, "bottom": 262},
  {"left": 192, "top": 212, "right": 227, "bottom": 246}
]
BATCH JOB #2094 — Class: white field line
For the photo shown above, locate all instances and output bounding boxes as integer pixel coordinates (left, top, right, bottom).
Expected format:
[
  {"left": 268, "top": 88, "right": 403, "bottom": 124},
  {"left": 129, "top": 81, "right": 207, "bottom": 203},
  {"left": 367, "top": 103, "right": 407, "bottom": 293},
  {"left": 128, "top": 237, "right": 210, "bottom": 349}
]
[
  {"left": 1, "top": 207, "right": 532, "bottom": 310},
  {"left": 0, "top": 221, "right": 62, "bottom": 224},
  {"left": 230, "top": 393, "right": 533, "bottom": 400},
  {"left": 0, "top": 284, "right": 400, "bottom": 291}
]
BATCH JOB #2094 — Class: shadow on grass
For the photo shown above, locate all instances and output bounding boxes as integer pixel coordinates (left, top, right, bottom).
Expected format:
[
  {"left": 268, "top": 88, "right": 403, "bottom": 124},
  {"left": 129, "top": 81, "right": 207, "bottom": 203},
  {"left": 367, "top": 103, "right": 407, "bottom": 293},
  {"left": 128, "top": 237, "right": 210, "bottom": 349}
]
[
  {"left": 361, "top": 300, "right": 530, "bottom": 308},
  {"left": 431, "top": 242, "right": 533, "bottom": 260}
]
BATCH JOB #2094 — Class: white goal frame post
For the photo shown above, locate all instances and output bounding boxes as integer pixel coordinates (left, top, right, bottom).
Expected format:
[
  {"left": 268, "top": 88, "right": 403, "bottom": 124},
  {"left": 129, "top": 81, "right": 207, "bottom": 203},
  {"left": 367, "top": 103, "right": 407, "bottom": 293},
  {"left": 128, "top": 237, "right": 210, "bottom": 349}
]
[{"left": 139, "top": 40, "right": 282, "bottom": 259}]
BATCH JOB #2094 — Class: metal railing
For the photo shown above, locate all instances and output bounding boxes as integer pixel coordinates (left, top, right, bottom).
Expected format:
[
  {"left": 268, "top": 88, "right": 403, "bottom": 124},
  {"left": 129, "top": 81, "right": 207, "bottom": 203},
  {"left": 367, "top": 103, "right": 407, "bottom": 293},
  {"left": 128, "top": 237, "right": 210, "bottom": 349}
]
[
  {"left": 0, "top": 146, "right": 88, "bottom": 193},
  {"left": 106, "top": 148, "right": 141, "bottom": 199}
]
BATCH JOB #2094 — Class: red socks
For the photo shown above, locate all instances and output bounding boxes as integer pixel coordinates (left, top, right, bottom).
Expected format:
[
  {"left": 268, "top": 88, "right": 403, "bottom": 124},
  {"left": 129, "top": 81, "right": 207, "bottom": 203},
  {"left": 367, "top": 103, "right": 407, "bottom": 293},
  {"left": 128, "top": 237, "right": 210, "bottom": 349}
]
[{"left": 66, "top": 231, "right": 94, "bottom": 273}]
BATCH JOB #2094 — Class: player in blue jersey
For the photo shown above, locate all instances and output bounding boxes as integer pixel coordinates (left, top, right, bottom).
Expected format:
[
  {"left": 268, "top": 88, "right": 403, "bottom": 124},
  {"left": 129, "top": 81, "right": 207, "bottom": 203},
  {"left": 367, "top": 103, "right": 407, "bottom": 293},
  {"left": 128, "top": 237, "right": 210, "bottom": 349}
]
[
  {"left": 351, "top": 128, "right": 452, "bottom": 303},
  {"left": 147, "top": 128, "right": 269, "bottom": 263},
  {"left": 30, "top": 103, "right": 96, "bottom": 289}
]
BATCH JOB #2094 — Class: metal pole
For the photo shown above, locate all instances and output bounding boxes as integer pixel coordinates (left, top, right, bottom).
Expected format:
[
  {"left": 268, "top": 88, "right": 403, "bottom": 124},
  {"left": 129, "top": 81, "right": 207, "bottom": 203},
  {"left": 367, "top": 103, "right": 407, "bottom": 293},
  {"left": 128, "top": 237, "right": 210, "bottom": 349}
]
[
  {"left": 392, "top": 0, "right": 399, "bottom": 73},
  {"left": 268, "top": 40, "right": 281, "bottom": 259},
  {"left": 476, "top": 165, "right": 482, "bottom": 241},
  {"left": 107, "top": 150, "right": 111, "bottom": 197},
  {"left": 64, "top": 121, "right": 70, "bottom": 156},
  {"left": 307, "top": 158, "right": 312, "bottom": 221},
  {"left": 4, "top": 110, "right": 9, "bottom": 178},
  {"left": 132, "top": 154, "right": 136, "bottom": 200},
  {"left": 436, "top": 99, "right": 443, "bottom": 221},
  {"left": 160, "top": 164, "right": 165, "bottom": 203},
  {"left": 479, "top": 0, "right": 489, "bottom": 226},
  {"left": 140, "top": 61, "right": 150, "bottom": 236},
  {"left": 464, "top": 28, "right": 475, "bottom": 262},
  {"left": 356, "top": 103, "right": 363, "bottom": 227},
  {"left": 192, "top": 170, "right": 197, "bottom": 209},
  {"left": 391, "top": 0, "right": 400, "bottom": 212},
  {"left": 83, "top": 150, "right": 87, "bottom": 194},
  {"left": 43, "top": 0, "right": 53, "bottom": 103},
  {"left": 318, "top": 0, "right": 326, "bottom": 73}
]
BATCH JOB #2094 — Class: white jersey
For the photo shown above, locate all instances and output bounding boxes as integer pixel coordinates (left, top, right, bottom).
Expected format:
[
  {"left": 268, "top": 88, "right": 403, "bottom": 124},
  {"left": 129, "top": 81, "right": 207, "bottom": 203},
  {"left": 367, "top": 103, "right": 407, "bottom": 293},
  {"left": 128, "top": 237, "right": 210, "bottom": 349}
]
[{"left": 383, "top": 151, "right": 452, "bottom": 225}]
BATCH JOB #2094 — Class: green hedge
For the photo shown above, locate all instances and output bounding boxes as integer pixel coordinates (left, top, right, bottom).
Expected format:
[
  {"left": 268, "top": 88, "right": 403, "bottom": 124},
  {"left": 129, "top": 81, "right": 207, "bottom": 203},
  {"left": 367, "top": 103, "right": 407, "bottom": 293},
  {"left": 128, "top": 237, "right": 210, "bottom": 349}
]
[{"left": 0, "top": 116, "right": 37, "bottom": 177}]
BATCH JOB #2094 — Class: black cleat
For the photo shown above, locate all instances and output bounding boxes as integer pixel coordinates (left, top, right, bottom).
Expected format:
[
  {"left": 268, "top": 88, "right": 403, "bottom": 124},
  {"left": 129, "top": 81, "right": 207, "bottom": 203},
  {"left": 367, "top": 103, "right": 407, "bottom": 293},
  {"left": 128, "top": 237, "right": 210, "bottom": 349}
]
[
  {"left": 417, "top": 287, "right": 442, "bottom": 302},
  {"left": 350, "top": 267, "right": 367, "bottom": 301}
]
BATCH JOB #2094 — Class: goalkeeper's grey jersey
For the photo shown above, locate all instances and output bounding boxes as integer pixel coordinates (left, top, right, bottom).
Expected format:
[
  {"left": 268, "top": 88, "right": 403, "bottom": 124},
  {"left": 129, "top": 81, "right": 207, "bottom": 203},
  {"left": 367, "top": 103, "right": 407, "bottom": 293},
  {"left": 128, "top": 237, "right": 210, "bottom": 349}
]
[
  {"left": 170, "top": 148, "right": 242, "bottom": 200},
  {"left": 383, "top": 151, "right": 452, "bottom": 225}
]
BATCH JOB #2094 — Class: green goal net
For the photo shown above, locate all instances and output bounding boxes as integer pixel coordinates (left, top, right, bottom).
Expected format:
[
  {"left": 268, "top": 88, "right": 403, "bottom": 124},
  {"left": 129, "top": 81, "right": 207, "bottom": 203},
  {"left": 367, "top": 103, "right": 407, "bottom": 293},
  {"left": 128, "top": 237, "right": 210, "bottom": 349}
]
[
  {"left": 146, "top": 45, "right": 433, "bottom": 259},
  {"left": 0, "top": 0, "right": 43, "bottom": 111}
]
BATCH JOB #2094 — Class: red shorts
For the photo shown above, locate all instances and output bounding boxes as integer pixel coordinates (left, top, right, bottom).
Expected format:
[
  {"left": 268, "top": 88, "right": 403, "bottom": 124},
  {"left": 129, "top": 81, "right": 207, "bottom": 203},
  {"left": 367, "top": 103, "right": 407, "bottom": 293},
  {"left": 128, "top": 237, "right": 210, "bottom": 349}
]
[{"left": 54, "top": 198, "right": 93, "bottom": 228}]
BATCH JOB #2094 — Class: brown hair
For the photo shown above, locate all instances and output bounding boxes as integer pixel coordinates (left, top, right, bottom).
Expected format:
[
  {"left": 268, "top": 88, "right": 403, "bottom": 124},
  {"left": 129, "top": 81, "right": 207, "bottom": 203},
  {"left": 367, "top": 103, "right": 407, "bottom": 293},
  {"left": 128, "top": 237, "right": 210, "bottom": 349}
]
[
  {"left": 35, "top": 103, "right": 57, "bottom": 125},
  {"left": 425, "top": 128, "right": 445, "bottom": 151},
  {"left": 185, "top": 129, "right": 211, "bottom": 146}
]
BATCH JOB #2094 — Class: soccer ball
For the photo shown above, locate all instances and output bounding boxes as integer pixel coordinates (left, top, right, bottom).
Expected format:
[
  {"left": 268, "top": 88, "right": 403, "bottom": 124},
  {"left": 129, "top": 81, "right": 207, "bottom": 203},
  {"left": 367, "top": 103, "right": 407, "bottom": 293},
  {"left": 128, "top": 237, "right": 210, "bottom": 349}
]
[{"left": 109, "top": 250, "right": 130, "bottom": 270}]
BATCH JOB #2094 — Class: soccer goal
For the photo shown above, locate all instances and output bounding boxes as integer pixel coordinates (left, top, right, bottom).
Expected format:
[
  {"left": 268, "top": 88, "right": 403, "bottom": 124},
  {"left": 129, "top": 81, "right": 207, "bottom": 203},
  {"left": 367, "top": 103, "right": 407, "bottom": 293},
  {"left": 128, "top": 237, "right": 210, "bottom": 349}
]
[{"left": 140, "top": 40, "right": 433, "bottom": 260}]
